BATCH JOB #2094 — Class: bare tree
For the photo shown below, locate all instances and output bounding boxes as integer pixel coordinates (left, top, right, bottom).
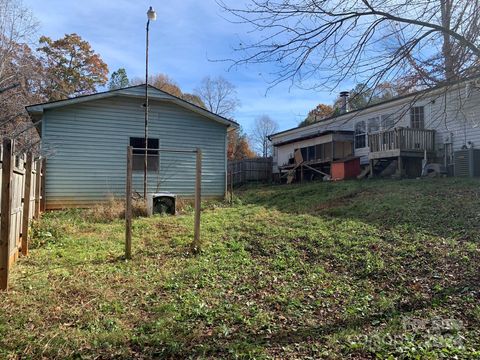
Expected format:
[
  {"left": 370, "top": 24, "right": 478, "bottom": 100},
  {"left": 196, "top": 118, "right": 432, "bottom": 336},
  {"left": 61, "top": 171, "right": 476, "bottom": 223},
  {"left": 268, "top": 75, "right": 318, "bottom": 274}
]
[
  {"left": 0, "top": 0, "right": 38, "bottom": 85},
  {"left": 194, "top": 76, "right": 240, "bottom": 118},
  {"left": 251, "top": 115, "right": 279, "bottom": 157},
  {"left": 218, "top": 0, "right": 480, "bottom": 93},
  {"left": 0, "top": 0, "right": 42, "bottom": 151}
]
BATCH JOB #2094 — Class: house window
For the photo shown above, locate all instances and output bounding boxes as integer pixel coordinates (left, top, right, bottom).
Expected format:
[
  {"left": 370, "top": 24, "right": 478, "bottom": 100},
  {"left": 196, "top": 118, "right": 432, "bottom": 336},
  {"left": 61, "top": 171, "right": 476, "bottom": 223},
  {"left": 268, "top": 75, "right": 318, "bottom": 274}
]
[
  {"left": 355, "top": 120, "right": 366, "bottom": 149},
  {"left": 367, "top": 117, "right": 380, "bottom": 133},
  {"left": 130, "top": 137, "right": 159, "bottom": 171},
  {"left": 410, "top": 106, "right": 425, "bottom": 129},
  {"left": 381, "top": 114, "right": 395, "bottom": 130}
]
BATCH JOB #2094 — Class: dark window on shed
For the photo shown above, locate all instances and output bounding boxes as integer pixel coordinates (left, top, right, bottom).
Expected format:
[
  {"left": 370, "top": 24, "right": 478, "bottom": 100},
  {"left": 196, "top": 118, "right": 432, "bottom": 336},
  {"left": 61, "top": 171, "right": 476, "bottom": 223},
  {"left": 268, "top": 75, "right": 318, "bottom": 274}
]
[{"left": 130, "top": 137, "right": 159, "bottom": 171}]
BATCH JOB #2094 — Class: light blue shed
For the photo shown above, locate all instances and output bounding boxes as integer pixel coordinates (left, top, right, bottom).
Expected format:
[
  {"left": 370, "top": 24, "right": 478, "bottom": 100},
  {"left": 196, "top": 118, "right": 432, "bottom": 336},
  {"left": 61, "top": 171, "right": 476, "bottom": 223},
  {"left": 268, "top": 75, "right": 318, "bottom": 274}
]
[{"left": 26, "top": 85, "right": 238, "bottom": 209}]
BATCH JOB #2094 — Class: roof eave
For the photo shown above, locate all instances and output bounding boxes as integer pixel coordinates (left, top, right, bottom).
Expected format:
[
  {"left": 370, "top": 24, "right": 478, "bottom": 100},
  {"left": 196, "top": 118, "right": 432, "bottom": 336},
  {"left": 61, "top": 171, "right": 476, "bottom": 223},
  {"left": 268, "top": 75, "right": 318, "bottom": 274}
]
[
  {"left": 270, "top": 74, "right": 480, "bottom": 139},
  {"left": 25, "top": 84, "right": 239, "bottom": 129}
]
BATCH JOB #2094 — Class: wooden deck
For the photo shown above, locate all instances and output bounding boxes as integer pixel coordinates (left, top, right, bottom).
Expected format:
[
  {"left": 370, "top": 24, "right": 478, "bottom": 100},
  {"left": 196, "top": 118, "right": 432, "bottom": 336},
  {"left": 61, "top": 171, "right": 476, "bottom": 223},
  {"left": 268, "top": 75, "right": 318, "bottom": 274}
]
[{"left": 368, "top": 128, "right": 435, "bottom": 160}]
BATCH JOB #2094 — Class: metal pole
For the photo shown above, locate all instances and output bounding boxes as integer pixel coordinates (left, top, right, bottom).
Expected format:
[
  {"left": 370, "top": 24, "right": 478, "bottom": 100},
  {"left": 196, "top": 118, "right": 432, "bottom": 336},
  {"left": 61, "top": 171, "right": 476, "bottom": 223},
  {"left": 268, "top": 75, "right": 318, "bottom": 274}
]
[{"left": 144, "top": 19, "right": 150, "bottom": 200}]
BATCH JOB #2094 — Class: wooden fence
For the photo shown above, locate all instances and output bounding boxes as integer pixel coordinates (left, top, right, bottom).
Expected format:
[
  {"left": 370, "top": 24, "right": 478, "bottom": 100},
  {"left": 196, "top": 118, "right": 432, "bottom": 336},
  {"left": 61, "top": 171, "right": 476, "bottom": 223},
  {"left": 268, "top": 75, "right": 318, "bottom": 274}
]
[
  {"left": 0, "top": 138, "right": 44, "bottom": 290},
  {"left": 227, "top": 157, "right": 272, "bottom": 188}
]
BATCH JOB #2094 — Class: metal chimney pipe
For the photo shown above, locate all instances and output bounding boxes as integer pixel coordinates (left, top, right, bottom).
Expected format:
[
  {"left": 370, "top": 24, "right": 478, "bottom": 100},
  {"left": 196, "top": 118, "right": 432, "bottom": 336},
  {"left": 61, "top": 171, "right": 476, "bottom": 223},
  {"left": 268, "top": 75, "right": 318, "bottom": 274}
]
[{"left": 339, "top": 91, "right": 350, "bottom": 114}]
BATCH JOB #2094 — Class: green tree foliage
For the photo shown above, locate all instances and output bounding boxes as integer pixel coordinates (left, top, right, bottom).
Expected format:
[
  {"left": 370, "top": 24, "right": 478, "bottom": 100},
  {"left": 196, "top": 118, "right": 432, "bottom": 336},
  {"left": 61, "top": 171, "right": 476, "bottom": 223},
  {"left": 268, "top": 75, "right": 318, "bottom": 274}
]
[
  {"left": 108, "top": 68, "right": 129, "bottom": 90},
  {"left": 37, "top": 33, "right": 109, "bottom": 101}
]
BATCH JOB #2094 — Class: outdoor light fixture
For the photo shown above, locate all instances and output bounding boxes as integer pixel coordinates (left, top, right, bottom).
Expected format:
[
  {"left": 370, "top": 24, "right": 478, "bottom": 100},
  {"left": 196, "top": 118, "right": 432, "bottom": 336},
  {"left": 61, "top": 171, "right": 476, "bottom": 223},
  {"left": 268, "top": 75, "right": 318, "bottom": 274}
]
[
  {"left": 147, "top": 6, "right": 157, "bottom": 21},
  {"left": 144, "top": 6, "right": 157, "bottom": 199}
]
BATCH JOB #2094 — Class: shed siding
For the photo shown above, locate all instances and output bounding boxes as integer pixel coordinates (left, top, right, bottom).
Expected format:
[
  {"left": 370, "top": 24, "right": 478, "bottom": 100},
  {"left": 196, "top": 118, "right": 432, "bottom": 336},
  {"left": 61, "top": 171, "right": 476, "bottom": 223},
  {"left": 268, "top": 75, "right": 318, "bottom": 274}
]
[{"left": 42, "top": 96, "right": 227, "bottom": 208}]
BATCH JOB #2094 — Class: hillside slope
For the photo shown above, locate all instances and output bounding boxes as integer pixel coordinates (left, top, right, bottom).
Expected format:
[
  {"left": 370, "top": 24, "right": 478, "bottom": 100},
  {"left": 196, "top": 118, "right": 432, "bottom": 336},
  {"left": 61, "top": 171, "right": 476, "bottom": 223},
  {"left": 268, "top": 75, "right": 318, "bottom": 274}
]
[{"left": 1, "top": 178, "right": 479, "bottom": 359}]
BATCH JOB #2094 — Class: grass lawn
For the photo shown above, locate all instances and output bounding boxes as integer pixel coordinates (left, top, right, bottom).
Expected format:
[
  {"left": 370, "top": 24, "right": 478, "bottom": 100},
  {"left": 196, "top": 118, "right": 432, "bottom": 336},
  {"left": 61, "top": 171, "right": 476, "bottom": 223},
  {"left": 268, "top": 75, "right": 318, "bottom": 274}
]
[{"left": 1, "top": 178, "right": 480, "bottom": 359}]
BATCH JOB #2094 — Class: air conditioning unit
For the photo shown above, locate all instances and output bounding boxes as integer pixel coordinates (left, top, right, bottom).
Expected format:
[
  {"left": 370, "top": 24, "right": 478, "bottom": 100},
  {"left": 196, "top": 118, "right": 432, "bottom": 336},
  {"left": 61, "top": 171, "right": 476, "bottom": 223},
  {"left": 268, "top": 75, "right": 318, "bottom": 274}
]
[
  {"left": 454, "top": 148, "right": 480, "bottom": 177},
  {"left": 148, "top": 192, "right": 177, "bottom": 215}
]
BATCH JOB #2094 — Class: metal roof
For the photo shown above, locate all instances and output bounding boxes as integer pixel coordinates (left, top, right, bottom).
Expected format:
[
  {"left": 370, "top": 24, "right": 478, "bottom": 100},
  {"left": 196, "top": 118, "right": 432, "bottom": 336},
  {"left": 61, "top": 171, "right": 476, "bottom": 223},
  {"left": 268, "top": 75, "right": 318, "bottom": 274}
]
[
  {"left": 269, "top": 74, "right": 480, "bottom": 139},
  {"left": 272, "top": 130, "right": 354, "bottom": 147}
]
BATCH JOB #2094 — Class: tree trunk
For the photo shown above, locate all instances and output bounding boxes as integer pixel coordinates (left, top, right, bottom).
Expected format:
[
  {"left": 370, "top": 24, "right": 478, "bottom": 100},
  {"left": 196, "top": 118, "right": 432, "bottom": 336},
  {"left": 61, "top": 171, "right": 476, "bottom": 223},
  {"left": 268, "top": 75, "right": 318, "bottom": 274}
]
[{"left": 441, "top": 0, "right": 456, "bottom": 81}]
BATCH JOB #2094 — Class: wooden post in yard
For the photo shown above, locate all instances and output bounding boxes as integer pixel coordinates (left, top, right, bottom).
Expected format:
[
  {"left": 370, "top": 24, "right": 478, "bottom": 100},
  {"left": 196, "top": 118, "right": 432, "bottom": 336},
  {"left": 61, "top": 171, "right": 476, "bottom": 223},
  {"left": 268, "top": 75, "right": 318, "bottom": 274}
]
[
  {"left": 230, "top": 169, "right": 234, "bottom": 202},
  {"left": 21, "top": 152, "right": 33, "bottom": 257},
  {"left": 1, "top": 138, "right": 14, "bottom": 290},
  {"left": 192, "top": 148, "right": 202, "bottom": 254},
  {"left": 397, "top": 156, "right": 403, "bottom": 178},
  {"left": 125, "top": 146, "right": 133, "bottom": 260},
  {"left": 229, "top": 168, "right": 234, "bottom": 203},
  {"left": 34, "top": 159, "right": 42, "bottom": 219},
  {"left": 241, "top": 160, "right": 245, "bottom": 185},
  {"left": 40, "top": 158, "right": 46, "bottom": 212},
  {"left": 369, "top": 159, "right": 375, "bottom": 179}
]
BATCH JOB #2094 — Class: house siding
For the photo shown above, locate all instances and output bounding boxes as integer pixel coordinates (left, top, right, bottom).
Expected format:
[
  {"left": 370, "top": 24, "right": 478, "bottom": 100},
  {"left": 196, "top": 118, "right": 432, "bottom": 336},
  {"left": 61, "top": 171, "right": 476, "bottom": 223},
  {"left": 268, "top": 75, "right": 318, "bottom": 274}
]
[
  {"left": 271, "top": 83, "right": 480, "bottom": 169},
  {"left": 429, "top": 86, "right": 480, "bottom": 152},
  {"left": 42, "top": 96, "right": 228, "bottom": 209}
]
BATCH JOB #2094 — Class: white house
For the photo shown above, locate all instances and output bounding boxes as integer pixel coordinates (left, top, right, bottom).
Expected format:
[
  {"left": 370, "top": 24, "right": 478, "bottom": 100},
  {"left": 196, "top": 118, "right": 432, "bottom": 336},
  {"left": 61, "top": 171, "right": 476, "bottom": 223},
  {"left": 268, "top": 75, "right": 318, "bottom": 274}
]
[{"left": 269, "top": 77, "right": 480, "bottom": 178}]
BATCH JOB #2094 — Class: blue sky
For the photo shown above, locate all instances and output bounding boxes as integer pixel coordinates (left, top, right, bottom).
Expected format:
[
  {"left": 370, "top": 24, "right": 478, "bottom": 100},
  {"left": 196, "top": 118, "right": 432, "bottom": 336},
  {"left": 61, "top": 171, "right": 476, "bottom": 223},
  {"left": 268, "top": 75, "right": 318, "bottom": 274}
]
[{"left": 23, "top": 0, "right": 339, "bottom": 133}]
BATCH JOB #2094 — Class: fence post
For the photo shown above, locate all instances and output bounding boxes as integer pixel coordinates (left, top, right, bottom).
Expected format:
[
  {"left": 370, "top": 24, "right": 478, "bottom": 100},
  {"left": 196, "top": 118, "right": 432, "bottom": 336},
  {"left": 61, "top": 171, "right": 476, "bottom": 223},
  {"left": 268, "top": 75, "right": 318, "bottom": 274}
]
[
  {"left": 21, "top": 152, "right": 33, "bottom": 257},
  {"left": 34, "top": 159, "right": 42, "bottom": 219},
  {"left": 230, "top": 168, "right": 234, "bottom": 202},
  {"left": 1, "top": 138, "right": 14, "bottom": 290},
  {"left": 40, "top": 158, "right": 46, "bottom": 212},
  {"left": 241, "top": 160, "right": 245, "bottom": 185},
  {"left": 192, "top": 148, "right": 202, "bottom": 254},
  {"left": 125, "top": 146, "right": 133, "bottom": 259}
]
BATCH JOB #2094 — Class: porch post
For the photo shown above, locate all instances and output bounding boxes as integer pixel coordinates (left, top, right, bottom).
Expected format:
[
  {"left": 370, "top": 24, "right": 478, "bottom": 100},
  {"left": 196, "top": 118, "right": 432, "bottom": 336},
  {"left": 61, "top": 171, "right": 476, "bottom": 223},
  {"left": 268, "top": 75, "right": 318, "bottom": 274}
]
[{"left": 397, "top": 156, "right": 403, "bottom": 177}]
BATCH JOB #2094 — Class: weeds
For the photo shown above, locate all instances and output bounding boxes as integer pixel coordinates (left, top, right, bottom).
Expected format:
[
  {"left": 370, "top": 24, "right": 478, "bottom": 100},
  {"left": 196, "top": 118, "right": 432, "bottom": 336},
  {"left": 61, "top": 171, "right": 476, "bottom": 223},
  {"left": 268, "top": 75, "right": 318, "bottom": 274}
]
[
  {"left": 84, "top": 198, "right": 148, "bottom": 222},
  {"left": 1, "top": 178, "right": 479, "bottom": 359}
]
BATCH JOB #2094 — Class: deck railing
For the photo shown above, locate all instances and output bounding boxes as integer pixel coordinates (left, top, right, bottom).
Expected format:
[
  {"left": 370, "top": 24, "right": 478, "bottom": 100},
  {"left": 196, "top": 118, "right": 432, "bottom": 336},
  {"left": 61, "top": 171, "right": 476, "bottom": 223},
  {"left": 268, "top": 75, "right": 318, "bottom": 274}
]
[{"left": 368, "top": 128, "right": 435, "bottom": 153}]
